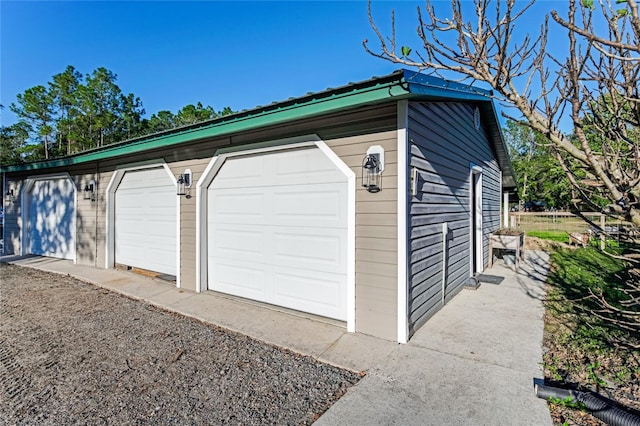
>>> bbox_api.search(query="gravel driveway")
[0,264,360,425]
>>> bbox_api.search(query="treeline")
[1,65,233,165]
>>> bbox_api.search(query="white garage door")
[207,148,348,320]
[28,178,76,260]
[115,168,177,275]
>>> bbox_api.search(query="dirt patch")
[542,312,640,425]
[525,236,570,252]
[0,264,360,425]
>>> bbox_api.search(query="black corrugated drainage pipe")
[535,383,640,426]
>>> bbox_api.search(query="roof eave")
[401,71,516,190]
[1,69,516,188]
[1,76,409,173]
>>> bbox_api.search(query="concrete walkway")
[317,251,552,425]
[1,252,552,425]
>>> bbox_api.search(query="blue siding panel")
[408,102,502,336]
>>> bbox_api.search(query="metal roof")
[1,69,515,188]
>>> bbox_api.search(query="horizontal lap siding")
[95,169,113,268]
[408,102,501,336]
[69,165,99,266]
[327,129,398,341]
[169,159,210,291]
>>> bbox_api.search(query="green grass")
[543,247,640,423]
[527,230,626,254]
[547,247,638,350]
[526,230,568,243]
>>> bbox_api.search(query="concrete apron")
[1,251,552,425]
[316,251,552,426]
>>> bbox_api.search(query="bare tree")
[364,0,640,229]
[365,0,640,341]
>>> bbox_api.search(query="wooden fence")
[508,211,636,249]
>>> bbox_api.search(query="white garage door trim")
[105,161,181,287]
[20,173,77,262]
[195,135,355,331]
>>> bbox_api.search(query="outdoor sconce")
[177,169,192,198]
[5,189,15,203]
[410,167,419,196]
[362,145,384,193]
[83,180,96,202]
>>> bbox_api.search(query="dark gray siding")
[407,102,501,335]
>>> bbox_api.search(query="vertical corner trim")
[469,165,484,275]
[397,99,409,344]
[196,155,222,293]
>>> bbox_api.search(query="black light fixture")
[177,169,192,198]
[83,180,96,202]
[362,146,384,193]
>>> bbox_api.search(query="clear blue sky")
[1,1,570,128]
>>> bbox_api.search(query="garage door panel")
[117,191,175,211]
[211,226,345,273]
[29,234,73,259]
[117,214,174,236]
[273,231,345,272]
[211,261,269,299]
[212,228,265,258]
[210,186,346,228]
[115,168,176,275]
[114,218,145,234]
[117,230,175,248]
[117,170,173,189]
[274,153,344,185]
[28,178,76,260]
[210,155,265,189]
[146,192,176,209]
[210,191,265,219]
[212,149,346,189]
[272,270,344,319]
[117,244,174,274]
[207,147,348,321]
[273,186,346,227]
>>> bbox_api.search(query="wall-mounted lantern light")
[177,169,193,198]
[83,180,96,202]
[362,145,384,193]
[5,189,15,204]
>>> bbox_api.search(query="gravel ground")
[0,264,361,425]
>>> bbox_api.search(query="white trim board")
[105,161,181,288]
[396,99,409,344]
[469,165,484,275]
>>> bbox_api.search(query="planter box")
[489,232,525,271]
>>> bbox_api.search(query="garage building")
[2,70,516,343]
